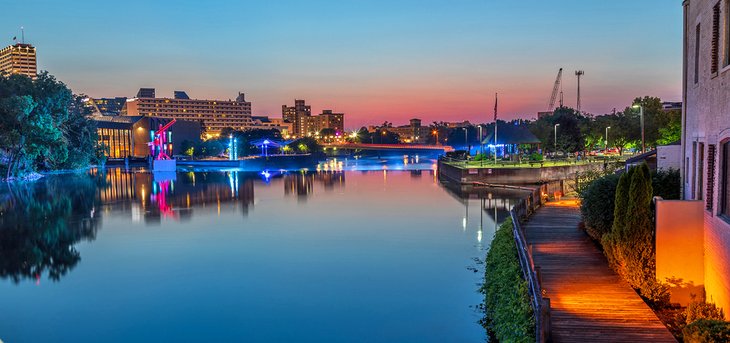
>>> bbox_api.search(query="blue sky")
[1,0,683,128]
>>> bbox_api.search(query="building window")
[712,2,721,74]
[722,141,730,219]
[699,142,705,200]
[708,144,717,212]
[726,0,730,67]
[696,23,702,83]
[693,141,698,198]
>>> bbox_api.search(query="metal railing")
[510,185,552,343]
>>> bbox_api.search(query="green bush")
[481,218,535,343]
[579,173,620,241]
[652,168,681,200]
[473,153,487,161]
[602,164,668,302]
[603,166,634,274]
[684,319,730,343]
[529,152,543,161]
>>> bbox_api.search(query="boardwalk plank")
[524,201,676,342]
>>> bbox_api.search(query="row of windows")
[691,140,730,220]
[693,0,730,83]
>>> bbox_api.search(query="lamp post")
[432,129,439,145]
[464,127,469,154]
[605,126,611,151]
[632,104,645,153]
[478,125,483,155]
[554,123,560,156]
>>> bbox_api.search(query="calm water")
[0,157,526,342]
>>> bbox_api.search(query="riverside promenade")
[524,201,676,342]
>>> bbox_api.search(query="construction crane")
[547,68,563,111]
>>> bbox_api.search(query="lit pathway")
[524,201,676,342]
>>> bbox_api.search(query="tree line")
[0,73,102,179]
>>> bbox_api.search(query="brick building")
[682,0,730,316]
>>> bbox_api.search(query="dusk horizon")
[1,0,681,129]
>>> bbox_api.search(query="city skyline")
[1,0,682,129]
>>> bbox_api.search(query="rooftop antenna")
[20,26,25,44]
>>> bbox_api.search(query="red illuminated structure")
[148,119,176,160]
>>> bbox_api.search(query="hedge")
[579,173,620,241]
[683,319,730,343]
[481,218,535,343]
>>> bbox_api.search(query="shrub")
[579,173,620,241]
[683,319,730,343]
[652,168,681,200]
[529,152,543,161]
[603,166,634,273]
[481,218,535,342]
[686,297,725,323]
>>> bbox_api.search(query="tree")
[0,72,99,178]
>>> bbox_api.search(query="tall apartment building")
[681,0,730,318]
[282,99,311,137]
[315,110,345,134]
[122,88,253,136]
[0,43,37,78]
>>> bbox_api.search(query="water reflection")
[0,175,101,283]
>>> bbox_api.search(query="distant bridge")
[324,143,454,153]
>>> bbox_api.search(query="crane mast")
[548,68,563,111]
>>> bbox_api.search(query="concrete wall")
[656,199,704,305]
[657,145,681,171]
[683,0,730,316]
[438,160,601,185]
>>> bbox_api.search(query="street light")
[478,125,483,155]
[605,126,611,150]
[632,103,645,153]
[464,127,468,154]
[554,123,560,155]
[432,129,439,145]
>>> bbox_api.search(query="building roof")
[481,122,541,145]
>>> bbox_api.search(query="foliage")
[529,152,543,161]
[686,297,725,324]
[524,97,681,155]
[481,218,535,343]
[579,173,620,241]
[683,319,730,343]
[602,164,667,302]
[0,73,100,178]
[472,153,488,161]
[652,168,681,200]
[0,173,101,282]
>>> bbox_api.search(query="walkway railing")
[510,184,552,343]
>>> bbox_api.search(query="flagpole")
[494,93,498,165]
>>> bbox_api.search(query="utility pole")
[575,70,584,112]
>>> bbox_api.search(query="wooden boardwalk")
[524,201,676,342]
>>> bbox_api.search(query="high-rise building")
[316,110,345,134]
[122,88,254,136]
[0,43,37,78]
[282,99,311,137]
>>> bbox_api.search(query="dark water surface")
[0,158,525,342]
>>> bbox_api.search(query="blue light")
[260,170,271,182]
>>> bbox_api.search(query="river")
[0,156,528,342]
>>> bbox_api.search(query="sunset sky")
[1,0,682,129]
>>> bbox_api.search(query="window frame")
[721,140,730,221]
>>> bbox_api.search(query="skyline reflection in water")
[0,166,529,343]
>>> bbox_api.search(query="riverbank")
[481,218,535,342]
[438,158,606,185]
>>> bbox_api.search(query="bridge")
[324,143,454,153]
